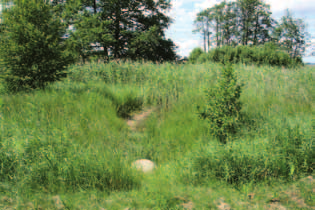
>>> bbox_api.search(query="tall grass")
[0,61,313,207]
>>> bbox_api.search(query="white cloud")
[173,39,200,57]
[266,0,315,15]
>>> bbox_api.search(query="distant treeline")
[189,43,303,67]
[193,0,308,66]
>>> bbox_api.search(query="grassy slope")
[0,62,314,209]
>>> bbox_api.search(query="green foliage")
[0,0,76,93]
[113,94,144,119]
[196,43,302,67]
[65,0,177,62]
[190,124,314,186]
[198,64,244,143]
[0,61,313,208]
[0,144,18,182]
[272,9,307,59]
[19,137,141,193]
[127,26,178,62]
[188,47,204,64]
[98,62,133,84]
[194,0,275,49]
[193,0,307,61]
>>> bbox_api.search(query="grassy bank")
[0,62,314,209]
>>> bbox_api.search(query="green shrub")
[198,43,302,67]
[198,64,244,143]
[188,47,204,64]
[196,52,209,63]
[0,0,76,93]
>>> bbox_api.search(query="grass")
[0,61,314,209]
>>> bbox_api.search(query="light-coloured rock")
[131,159,156,173]
[52,195,65,210]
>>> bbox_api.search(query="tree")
[0,0,76,92]
[248,2,274,45]
[198,63,244,144]
[65,0,177,62]
[193,0,277,48]
[127,25,177,62]
[193,11,211,52]
[188,47,203,64]
[275,9,306,59]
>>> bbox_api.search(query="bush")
[198,64,244,143]
[188,47,204,64]
[196,43,303,67]
[0,0,76,92]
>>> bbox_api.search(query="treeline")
[192,0,307,65]
[189,43,303,67]
[0,0,178,63]
[0,0,178,92]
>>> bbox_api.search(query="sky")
[165,0,315,63]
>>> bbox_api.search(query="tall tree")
[194,0,276,48]
[194,10,210,52]
[237,0,260,45]
[0,0,76,91]
[65,0,177,62]
[275,9,306,58]
[220,1,238,46]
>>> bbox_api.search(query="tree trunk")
[204,28,206,52]
[93,0,97,14]
[216,18,219,47]
[206,18,209,52]
[114,2,121,59]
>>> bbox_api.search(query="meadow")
[0,61,314,209]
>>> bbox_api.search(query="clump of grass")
[20,141,141,193]
[186,123,314,187]
[0,131,142,194]
[114,94,143,118]
[0,142,18,182]
[98,62,133,84]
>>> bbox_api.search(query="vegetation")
[193,0,307,60]
[62,0,177,63]
[197,63,244,144]
[0,0,313,209]
[189,42,303,67]
[0,0,76,92]
[188,47,203,64]
[0,61,314,209]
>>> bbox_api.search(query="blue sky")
[165,0,315,63]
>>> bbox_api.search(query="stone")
[180,201,194,210]
[131,159,156,173]
[52,195,65,210]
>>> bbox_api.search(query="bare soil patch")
[126,106,158,132]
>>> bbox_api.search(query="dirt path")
[126,106,158,132]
